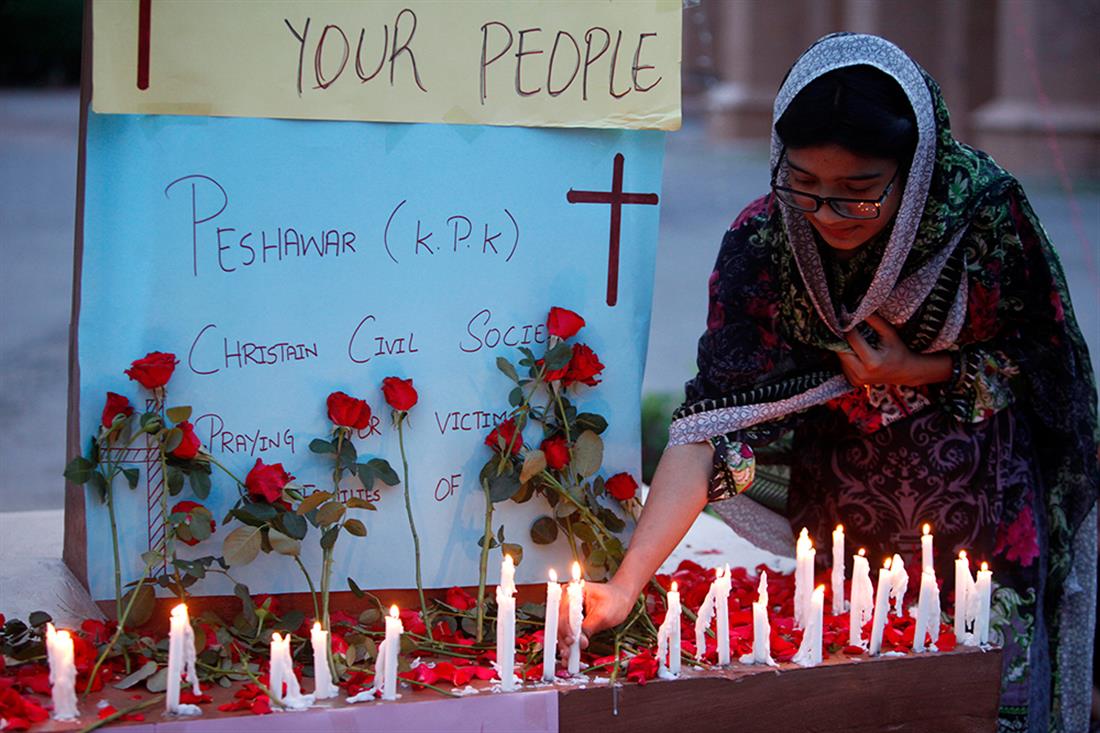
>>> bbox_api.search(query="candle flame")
[858,548,866,556]
[836,524,843,533]
[46,622,56,637]
[799,527,809,539]
[504,553,513,566]
[390,604,399,618]
[549,568,558,583]
[959,550,967,559]
[980,562,989,572]
[313,621,322,633]
[671,581,678,593]
[923,523,931,536]
[884,557,892,569]
[171,603,188,620]
[571,561,581,582]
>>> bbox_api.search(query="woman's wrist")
[909,352,953,386]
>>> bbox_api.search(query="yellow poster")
[92,0,681,130]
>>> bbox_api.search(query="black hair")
[775,65,918,163]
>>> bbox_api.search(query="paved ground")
[1,89,1097,515]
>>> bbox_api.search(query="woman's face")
[784,144,903,254]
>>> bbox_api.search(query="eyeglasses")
[771,154,901,220]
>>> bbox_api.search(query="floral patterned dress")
[667,33,1098,733]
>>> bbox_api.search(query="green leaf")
[346,496,376,510]
[296,490,332,516]
[223,526,262,566]
[571,430,603,478]
[277,511,308,540]
[320,526,340,550]
[316,501,346,527]
[588,549,608,568]
[309,438,335,455]
[530,516,558,545]
[520,450,546,484]
[166,465,185,496]
[576,412,608,435]
[500,543,523,566]
[343,518,367,537]
[163,427,183,454]
[189,509,213,542]
[496,356,519,383]
[123,584,156,627]
[476,535,500,549]
[166,405,192,423]
[145,666,168,693]
[508,386,524,408]
[189,470,211,500]
[554,502,578,520]
[28,611,52,628]
[89,471,109,503]
[139,412,163,431]
[497,524,505,543]
[339,439,358,466]
[115,660,158,690]
[63,456,96,485]
[489,470,520,503]
[348,577,365,598]
[367,458,400,486]
[141,550,163,567]
[234,583,256,620]
[544,341,573,371]
[122,467,140,490]
[231,501,276,527]
[268,529,300,556]
[355,463,376,489]
[275,610,305,633]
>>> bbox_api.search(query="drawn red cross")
[137,0,152,90]
[567,153,659,307]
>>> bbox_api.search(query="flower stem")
[82,564,152,697]
[397,413,431,640]
[76,695,163,733]
[293,555,320,622]
[103,464,123,621]
[476,478,494,644]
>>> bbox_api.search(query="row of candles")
[42,526,994,718]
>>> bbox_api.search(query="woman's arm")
[558,441,713,649]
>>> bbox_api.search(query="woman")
[565,33,1098,732]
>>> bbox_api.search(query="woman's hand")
[838,314,951,387]
[557,578,637,650]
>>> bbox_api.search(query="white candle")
[715,565,731,666]
[848,549,873,648]
[693,576,717,662]
[868,557,893,655]
[921,523,933,574]
[974,562,993,645]
[954,551,973,644]
[566,562,584,676]
[795,528,816,629]
[912,569,942,652]
[792,585,824,667]
[657,581,683,678]
[382,605,403,700]
[831,525,846,615]
[889,553,908,617]
[270,632,313,709]
[166,604,202,716]
[311,622,338,699]
[543,569,562,681]
[739,571,776,666]
[46,624,78,721]
[496,554,518,691]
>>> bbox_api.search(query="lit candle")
[739,572,776,666]
[166,604,202,716]
[795,528,816,629]
[792,585,824,667]
[921,523,933,574]
[954,551,974,644]
[270,632,312,709]
[566,562,584,676]
[889,553,908,617]
[715,565,731,666]
[868,557,892,655]
[831,525,846,615]
[382,605,403,700]
[912,569,942,652]
[657,581,683,678]
[311,622,338,699]
[974,562,993,645]
[45,624,78,721]
[543,569,562,681]
[496,554,517,691]
[848,549,873,648]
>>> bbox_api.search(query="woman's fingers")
[864,314,902,347]
[837,351,867,387]
[844,326,877,364]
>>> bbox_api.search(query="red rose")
[485,417,523,455]
[541,435,570,471]
[536,358,569,382]
[326,391,372,430]
[564,344,604,387]
[170,420,202,460]
[172,500,215,546]
[606,472,638,501]
[382,377,418,412]
[245,459,293,504]
[101,392,133,429]
[547,307,585,340]
[124,351,178,389]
